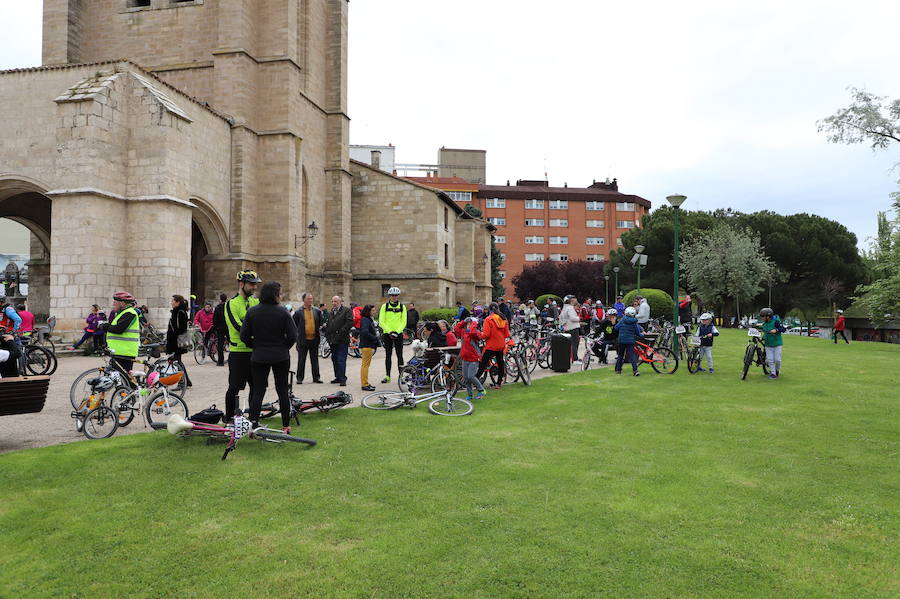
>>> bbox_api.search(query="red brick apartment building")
[407,177,651,299]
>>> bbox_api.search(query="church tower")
[41,0,352,300]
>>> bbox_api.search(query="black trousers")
[214,328,227,365]
[833,330,849,343]
[249,359,291,428]
[225,351,253,420]
[296,340,320,381]
[477,349,505,384]
[382,333,404,376]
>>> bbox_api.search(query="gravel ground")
[1,347,582,454]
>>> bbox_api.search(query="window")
[444,243,449,268]
[586,237,606,245]
[617,202,635,211]
[549,218,568,227]
[586,201,605,211]
[524,218,544,227]
[498,270,506,279]
[444,208,448,231]
[485,198,505,208]
[488,217,506,226]
[617,238,623,246]
[550,253,569,262]
[549,236,568,245]
[525,199,544,209]
[616,220,636,229]
[499,253,507,262]
[381,284,392,296]
[586,220,605,228]
[586,254,604,261]
[494,235,506,244]
[446,287,451,306]
[129,0,151,6]
[525,253,545,261]
[447,191,472,203]
[549,200,568,210]
[525,236,545,244]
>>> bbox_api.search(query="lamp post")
[633,244,646,294]
[666,194,687,354]
[604,275,610,306]
[294,221,320,248]
[613,266,620,299]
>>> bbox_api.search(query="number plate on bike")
[675,325,686,334]
[748,328,761,337]
[233,415,245,439]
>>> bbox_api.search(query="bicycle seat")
[167,414,194,434]
[142,343,162,349]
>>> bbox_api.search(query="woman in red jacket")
[453,317,486,400]
[477,303,511,390]
[833,310,849,344]
[193,301,215,351]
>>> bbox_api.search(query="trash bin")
[551,333,572,372]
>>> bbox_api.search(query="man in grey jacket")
[635,295,651,325]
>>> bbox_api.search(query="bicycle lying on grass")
[741,328,769,380]
[362,388,474,416]
[254,372,352,425]
[153,413,315,460]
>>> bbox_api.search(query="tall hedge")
[622,288,674,321]
[535,294,563,309]
[421,308,457,322]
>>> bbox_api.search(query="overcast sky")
[2,1,898,251]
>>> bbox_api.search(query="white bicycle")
[361,388,474,416]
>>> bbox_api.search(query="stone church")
[0,0,493,336]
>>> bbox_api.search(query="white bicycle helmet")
[387,286,401,296]
[605,308,617,317]
[699,312,713,321]
[624,306,637,317]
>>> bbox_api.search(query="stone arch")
[189,196,230,304]
[189,196,228,256]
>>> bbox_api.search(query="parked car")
[786,326,820,336]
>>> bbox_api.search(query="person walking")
[166,294,193,388]
[476,303,510,390]
[614,306,643,376]
[292,292,324,384]
[378,287,407,383]
[212,293,228,366]
[358,304,379,391]
[223,270,261,421]
[454,317,486,401]
[695,312,719,372]
[560,295,582,364]
[240,281,298,433]
[833,309,849,344]
[325,295,352,386]
[759,307,786,379]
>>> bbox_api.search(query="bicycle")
[153,412,316,460]
[631,338,678,374]
[397,349,461,395]
[741,328,770,380]
[579,334,609,371]
[501,340,532,385]
[193,329,227,365]
[5,330,57,376]
[254,372,353,425]
[686,334,703,374]
[107,370,189,429]
[70,374,121,439]
[361,388,474,416]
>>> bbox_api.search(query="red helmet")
[113,292,136,303]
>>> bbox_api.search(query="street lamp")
[613,266,620,299]
[604,275,610,305]
[294,221,320,248]
[666,194,687,354]
[631,244,647,294]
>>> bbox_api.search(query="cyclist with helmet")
[223,269,261,421]
[100,292,141,375]
[378,286,407,384]
[614,305,643,376]
[759,307,786,379]
[696,313,719,372]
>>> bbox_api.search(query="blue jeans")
[331,343,349,383]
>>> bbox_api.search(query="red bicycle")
[632,338,678,374]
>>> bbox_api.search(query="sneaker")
[767,374,777,379]
[381,376,391,383]
[615,370,622,374]
[708,368,714,373]
[573,360,582,365]
[633,371,640,377]
[475,391,486,400]
[696,367,706,372]
[464,395,473,402]
[361,385,375,391]
[330,378,340,384]
[282,426,292,435]
[312,379,324,383]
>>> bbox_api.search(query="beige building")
[0,1,488,336]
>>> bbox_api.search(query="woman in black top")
[166,294,192,387]
[240,281,298,432]
[358,304,379,391]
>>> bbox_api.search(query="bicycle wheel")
[83,406,119,439]
[193,340,208,365]
[349,345,361,359]
[687,349,701,374]
[430,368,460,396]
[143,391,188,428]
[741,345,754,380]
[402,328,414,346]
[488,363,502,386]
[70,367,104,409]
[516,355,532,385]
[24,346,55,375]
[581,349,591,371]
[428,395,474,416]
[397,364,419,393]
[321,343,331,358]
[254,430,316,446]
[524,345,538,373]
[109,388,136,427]
[648,346,678,374]
[361,391,407,410]
[505,353,519,379]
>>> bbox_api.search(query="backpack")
[190,405,225,424]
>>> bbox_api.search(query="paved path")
[0,346,594,454]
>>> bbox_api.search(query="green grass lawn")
[1,330,897,598]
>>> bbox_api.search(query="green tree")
[853,203,900,326]
[680,225,775,322]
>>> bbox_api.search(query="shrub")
[535,294,563,309]
[421,308,457,322]
[622,288,674,321]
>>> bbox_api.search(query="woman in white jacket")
[560,295,583,363]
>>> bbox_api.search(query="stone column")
[25,232,50,320]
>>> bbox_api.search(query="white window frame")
[586,220,605,228]
[524,236,545,244]
[485,198,506,208]
[524,253,545,262]
[493,235,506,244]
[524,199,545,209]
[549,199,568,210]
[549,253,569,262]
[617,202,635,211]
[586,254,604,262]
[549,218,568,227]
[489,217,506,226]
[549,236,568,245]
[498,270,506,279]
[586,237,606,246]
[616,220,636,229]
[586,201,606,211]
[524,218,545,227]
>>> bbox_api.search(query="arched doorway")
[191,220,209,304]
[0,186,52,320]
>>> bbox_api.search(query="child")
[759,307,786,379]
[453,317,485,400]
[614,306,643,376]
[696,312,719,372]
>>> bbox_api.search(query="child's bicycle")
[361,388,474,416]
[153,412,315,460]
[633,338,678,374]
[741,328,769,380]
[686,334,703,374]
[398,349,461,395]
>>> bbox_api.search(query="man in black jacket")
[292,292,324,384]
[0,331,22,378]
[212,293,228,366]
[406,302,420,333]
[324,295,353,386]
